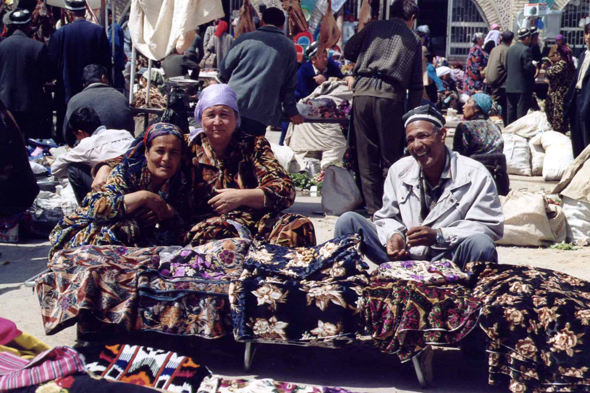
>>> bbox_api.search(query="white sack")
[270,143,305,173]
[503,134,531,176]
[540,131,574,181]
[496,191,563,246]
[562,196,590,245]
[30,161,48,175]
[129,0,224,61]
[502,111,552,139]
[529,133,545,176]
[321,166,362,216]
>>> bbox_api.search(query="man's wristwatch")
[436,229,444,245]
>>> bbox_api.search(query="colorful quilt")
[36,245,164,334]
[468,262,590,392]
[197,376,367,393]
[84,344,209,393]
[372,259,470,285]
[230,235,369,347]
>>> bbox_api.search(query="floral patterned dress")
[452,113,504,156]
[186,131,316,248]
[463,45,488,95]
[545,60,575,133]
[49,163,190,260]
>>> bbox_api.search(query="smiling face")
[311,50,328,73]
[405,121,447,171]
[202,105,238,150]
[145,134,182,185]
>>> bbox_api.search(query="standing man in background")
[343,0,423,216]
[505,28,536,125]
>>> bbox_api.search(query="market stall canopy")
[128,0,224,61]
[46,0,101,7]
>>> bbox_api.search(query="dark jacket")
[296,58,344,100]
[0,100,39,216]
[564,50,590,122]
[220,26,298,126]
[49,19,112,105]
[505,41,536,94]
[0,30,51,113]
[344,18,423,108]
[64,83,134,140]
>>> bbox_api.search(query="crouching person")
[335,105,504,269]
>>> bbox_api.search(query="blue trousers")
[334,212,498,269]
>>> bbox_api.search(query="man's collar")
[93,126,107,135]
[83,82,109,91]
[12,30,27,37]
[420,149,451,185]
[312,63,320,75]
[258,25,284,34]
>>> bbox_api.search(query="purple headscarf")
[194,84,240,130]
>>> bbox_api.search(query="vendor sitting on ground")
[453,93,503,157]
[51,107,134,204]
[335,105,504,269]
[295,41,345,100]
[435,66,460,111]
[49,123,190,259]
[186,84,316,247]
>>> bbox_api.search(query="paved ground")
[0,129,585,392]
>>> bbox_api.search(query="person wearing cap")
[564,21,590,157]
[335,105,504,270]
[435,66,459,111]
[0,8,53,140]
[505,28,536,125]
[295,41,346,100]
[219,7,304,137]
[185,84,316,248]
[343,0,423,216]
[486,30,514,126]
[453,93,503,157]
[49,0,112,142]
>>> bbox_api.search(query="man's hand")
[208,188,244,214]
[386,233,409,261]
[91,165,112,192]
[345,75,355,91]
[290,114,305,125]
[313,74,327,85]
[406,226,437,248]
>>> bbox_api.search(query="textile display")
[0,331,51,360]
[361,276,481,362]
[0,346,85,391]
[197,375,366,393]
[230,235,369,347]
[128,0,224,61]
[372,260,470,286]
[468,262,590,392]
[10,374,166,392]
[36,245,164,335]
[84,344,209,393]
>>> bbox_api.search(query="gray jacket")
[219,26,298,126]
[64,83,134,140]
[374,148,504,259]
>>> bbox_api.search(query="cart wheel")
[412,345,434,388]
[244,342,257,371]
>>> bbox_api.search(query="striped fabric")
[0,346,84,391]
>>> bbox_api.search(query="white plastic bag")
[503,134,531,176]
[540,131,574,181]
[321,166,362,216]
[528,133,545,176]
[502,111,552,139]
[562,196,590,245]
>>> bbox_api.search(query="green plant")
[548,242,577,251]
[291,173,315,190]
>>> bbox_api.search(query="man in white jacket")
[335,105,504,269]
[51,107,134,204]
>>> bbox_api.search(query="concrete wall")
[473,0,573,31]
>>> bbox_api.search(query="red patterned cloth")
[0,346,84,390]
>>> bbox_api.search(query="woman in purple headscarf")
[185,84,316,247]
[49,123,190,258]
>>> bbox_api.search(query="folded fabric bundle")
[0,346,85,391]
[198,376,368,393]
[372,259,470,285]
[231,235,369,347]
[468,262,590,392]
[82,344,209,393]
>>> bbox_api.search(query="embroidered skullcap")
[416,25,430,34]
[403,105,445,129]
[194,84,241,127]
[518,28,531,39]
[530,27,539,36]
[471,93,493,116]
[306,41,320,58]
[9,9,31,25]
[555,34,564,41]
[64,0,86,11]
[436,66,451,78]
